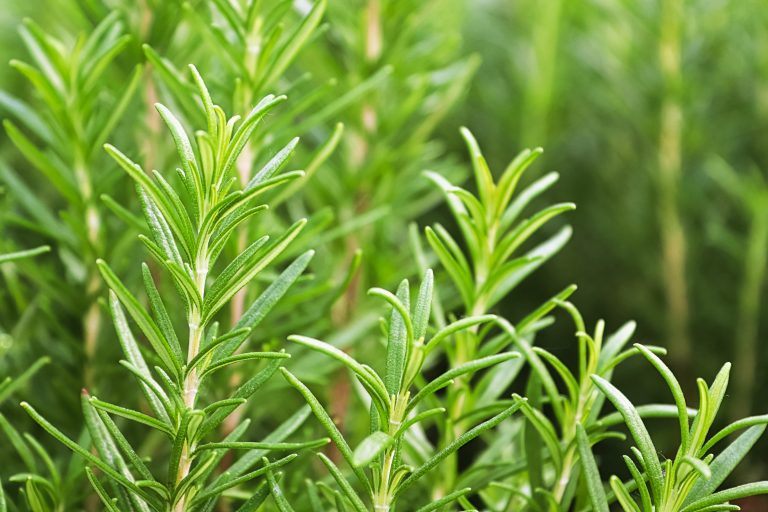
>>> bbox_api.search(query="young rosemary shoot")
[20,65,326,511]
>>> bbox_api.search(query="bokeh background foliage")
[1,0,767,509]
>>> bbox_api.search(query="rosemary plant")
[282,270,521,511]
[21,67,325,511]
[423,128,573,497]
[1,13,141,388]
[586,350,768,511]
[2,1,768,511]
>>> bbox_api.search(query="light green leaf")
[99,263,182,377]
[317,453,367,512]
[681,482,768,512]
[576,423,609,512]
[592,375,663,504]
[396,399,524,494]
[634,344,689,454]
[353,431,394,468]
[280,369,370,490]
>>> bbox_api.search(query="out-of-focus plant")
[290,0,479,295]
[705,159,768,421]
[655,0,690,373]
[0,12,142,390]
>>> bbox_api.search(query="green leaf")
[99,261,182,376]
[202,219,307,324]
[424,225,474,307]
[414,488,473,512]
[515,395,563,475]
[10,59,62,113]
[191,454,297,504]
[459,127,495,211]
[265,464,295,512]
[408,352,519,411]
[593,404,697,431]
[4,120,78,203]
[141,264,182,366]
[592,375,663,504]
[108,293,172,423]
[196,439,329,454]
[93,408,153,481]
[17,20,65,93]
[680,455,712,481]
[105,269,183,379]
[200,357,285,435]
[496,147,545,220]
[91,64,143,154]
[687,425,766,505]
[199,351,289,380]
[21,402,159,507]
[213,250,314,358]
[317,453,367,512]
[634,344,689,454]
[681,482,768,512]
[423,314,497,354]
[103,144,191,258]
[0,90,52,143]
[396,398,524,494]
[222,406,314,485]
[496,318,564,422]
[287,335,390,414]
[394,408,446,438]
[220,95,287,181]
[292,65,392,133]
[495,202,576,265]
[258,0,327,91]
[235,481,270,512]
[167,411,194,486]
[101,193,145,231]
[532,346,578,403]
[610,475,641,512]
[0,356,48,404]
[245,137,300,190]
[79,33,132,94]
[487,226,572,308]
[280,369,370,490]
[89,397,172,437]
[576,423,609,512]
[382,279,411,395]
[0,413,36,472]
[155,102,196,176]
[81,394,149,512]
[189,328,250,371]
[85,467,121,512]
[352,431,394,468]
[412,269,434,343]
[623,455,652,512]
[701,414,768,454]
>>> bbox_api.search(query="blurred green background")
[2,0,768,501]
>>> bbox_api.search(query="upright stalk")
[175,194,214,510]
[657,0,690,375]
[73,131,104,390]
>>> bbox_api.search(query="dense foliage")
[1,1,767,511]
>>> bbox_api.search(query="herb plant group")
[1,1,767,511]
